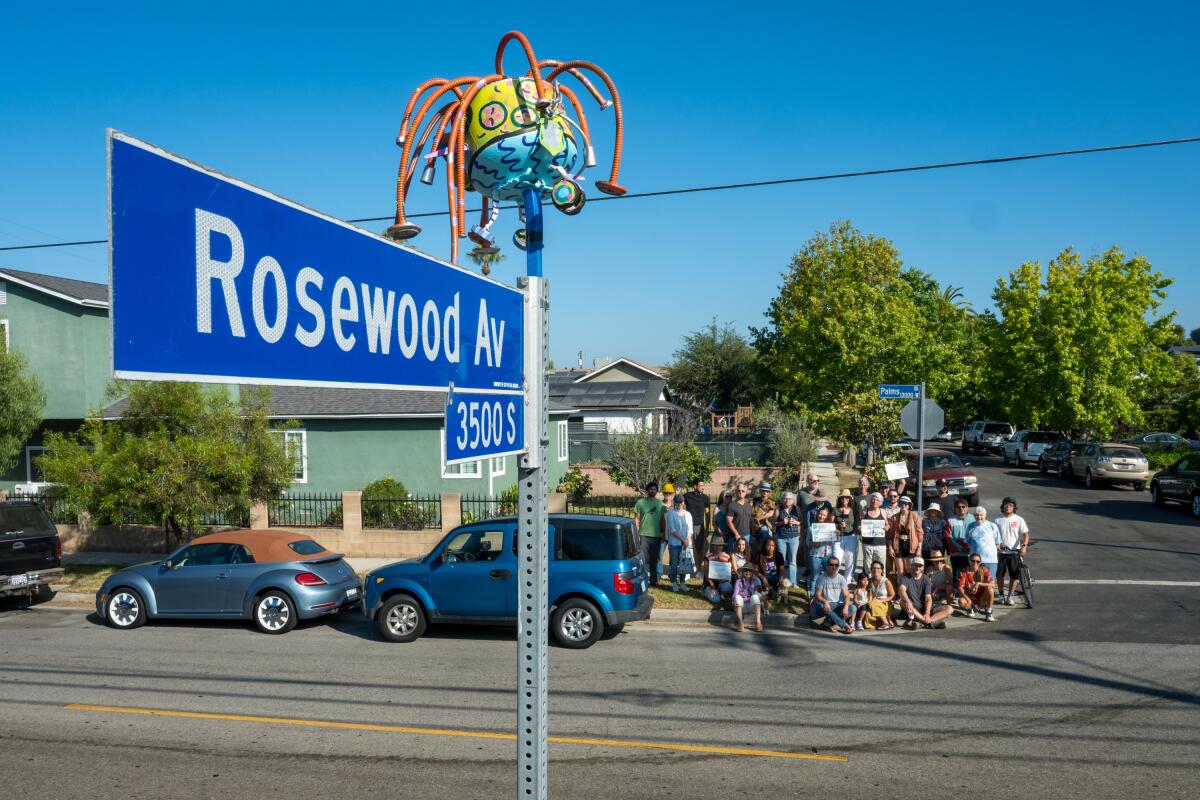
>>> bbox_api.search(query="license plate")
[8,574,28,587]
[345,587,358,598]
[1114,464,1131,470]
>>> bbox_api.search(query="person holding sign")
[806,506,838,593]
[834,492,859,580]
[888,496,924,578]
[859,493,889,577]
[810,557,854,634]
[702,543,734,604]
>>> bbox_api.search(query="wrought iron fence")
[361,496,441,530]
[566,495,638,518]
[9,491,75,525]
[460,494,516,525]
[270,493,343,528]
[196,508,250,528]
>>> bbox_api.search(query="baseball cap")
[911,556,925,566]
[898,495,913,505]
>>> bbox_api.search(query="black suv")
[1038,439,1076,478]
[1,501,63,604]
[1150,454,1200,517]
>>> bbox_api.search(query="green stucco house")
[1,268,572,497]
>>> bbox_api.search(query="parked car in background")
[932,429,957,442]
[1039,439,1077,477]
[1127,432,1200,450]
[963,420,1014,455]
[1,500,63,605]
[902,448,979,507]
[1150,453,1200,517]
[363,514,653,649]
[1002,430,1064,467]
[1065,443,1149,490]
[96,530,361,634]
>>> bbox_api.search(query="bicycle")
[999,541,1034,609]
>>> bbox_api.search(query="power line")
[3,135,1198,252]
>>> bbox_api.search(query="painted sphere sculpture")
[385,31,626,264]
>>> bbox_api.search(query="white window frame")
[557,420,568,461]
[25,446,47,486]
[273,429,308,484]
[0,319,8,353]
[440,426,481,479]
[489,456,506,477]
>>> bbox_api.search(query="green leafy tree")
[0,350,46,472]
[668,320,760,409]
[556,464,593,499]
[752,220,971,452]
[760,408,818,490]
[1190,327,1200,346]
[41,382,295,545]
[987,247,1178,437]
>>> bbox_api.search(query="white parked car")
[1001,430,1064,467]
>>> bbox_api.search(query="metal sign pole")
[916,382,926,513]
[517,188,549,800]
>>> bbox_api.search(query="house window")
[272,429,307,483]
[0,319,8,353]
[489,456,506,477]
[444,460,480,478]
[557,420,568,461]
[25,446,47,485]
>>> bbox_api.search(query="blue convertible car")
[96,530,361,634]
[362,514,653,648]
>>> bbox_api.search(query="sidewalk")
[640,603,1019,634]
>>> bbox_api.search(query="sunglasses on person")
[970,558,982,564]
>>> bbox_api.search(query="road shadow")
[1043,499,1198,528]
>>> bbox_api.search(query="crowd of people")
[632,474,1031,634]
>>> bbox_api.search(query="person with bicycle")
[995,496,1030,606]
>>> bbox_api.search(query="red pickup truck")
[902,448,980,508]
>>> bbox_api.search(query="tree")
[0,350,46,473]
[667,320,760,409]
[752,220,972,449]
[759,407,819,490]
[467,247,506,277]
[41,382,296,545]
[1190,327,1200,346]
[987,247,1178,437]
[603,407,713,490]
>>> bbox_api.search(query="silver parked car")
[96,530,361,634]
[1001,430,1063,467]
[1065,443,1150,490]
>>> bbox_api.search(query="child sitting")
[732,566,765,633]
[851,573,871,632]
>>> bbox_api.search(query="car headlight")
[922,480,936,487]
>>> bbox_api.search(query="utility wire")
[3,135,1198,252]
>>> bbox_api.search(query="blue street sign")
[879,383,920,400]
[108,131,524,394]
[445,391,526,465]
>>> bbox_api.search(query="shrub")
[361,477,435,529]
[556,464,593,499]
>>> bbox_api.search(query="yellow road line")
[65,703,847,762]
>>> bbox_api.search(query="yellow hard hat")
[662,483,676,493]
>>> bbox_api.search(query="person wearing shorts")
[994,496,1030,605]
[957,556,996,622]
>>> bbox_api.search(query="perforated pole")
[516,188,548,800]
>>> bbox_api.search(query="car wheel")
[1038,458,1048,475]
[1001,450,1009,465]
[32,584,55,604]
[1151,483,1164,507]
[552,598,604,649]
[1132,481,1146,492]
[1084,470,1095,489]
[378,594,427,643]
[253,590,298,635]
[105,587,147,630]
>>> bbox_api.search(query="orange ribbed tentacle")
[494,31,547,100]
[545,60,626,195]
[557,84,591,142]
[397,78,447,145]
[392,77,477,230]
[405,102,455,193]
[532,60,605,105]
[451,75,504,238]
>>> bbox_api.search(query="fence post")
[249,502,270,530]
[441,492,461,533]
[342,491,363,534]
[548,492,567,513]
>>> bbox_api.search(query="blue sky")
[2,1,1198,367]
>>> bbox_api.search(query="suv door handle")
[216,573,229,580]
[489,569,511,580]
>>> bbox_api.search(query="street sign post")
[879,383,921,400]
[109,132,524,396]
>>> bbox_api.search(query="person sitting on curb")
[851,573,871,631]
[810,556,854,634]
[756,536,786,603]
[957,555,996,622]
[732,566,766,633]
[898,556,950,629]
[926,549,955,613]
[863,560,896,630]
[701,542,734,604]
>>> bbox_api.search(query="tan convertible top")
[189,529,337,564]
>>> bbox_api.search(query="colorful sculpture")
[385,31,626,264]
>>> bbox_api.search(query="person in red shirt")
[956,555,996,621]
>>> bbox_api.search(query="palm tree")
[467,247,506,276]
[941,284,975,316]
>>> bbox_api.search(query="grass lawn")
[57,565,121,595]
[648,579,810,611]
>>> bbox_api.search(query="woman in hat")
[887,495,924,578]
[925,549,955,611]
[921,501,949,561]
[859,492,890,577]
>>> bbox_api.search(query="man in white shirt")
[994,496,1030,605]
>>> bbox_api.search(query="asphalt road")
[2,455,1198,799]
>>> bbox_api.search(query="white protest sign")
[884,461,910,481]
[708,560,732,582]
[809,522,838,543]
[861,519,887,540]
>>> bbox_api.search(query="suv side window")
[443,529,505,563]
[1175,456,1193,472]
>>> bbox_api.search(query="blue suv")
[362,514,653,648]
